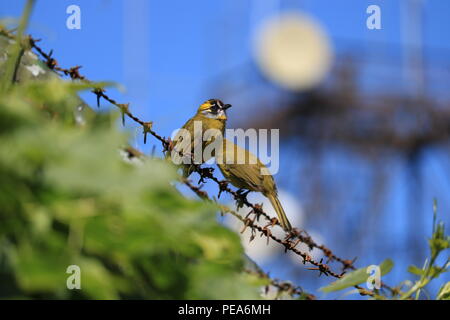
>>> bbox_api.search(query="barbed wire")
[243,268,316,300]
[183,179,377,297]
[0,27,398,298]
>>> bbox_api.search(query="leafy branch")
[400,200,450,300]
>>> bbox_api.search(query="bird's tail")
[266,193,292,232]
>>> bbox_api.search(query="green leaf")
[429,238,450,256]
[320,259,394,293]
[408,264,448,279]
[429,221,450,258]
[408,265,424,276]
[437,282,450,300]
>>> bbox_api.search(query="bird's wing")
[221,140,267,191]
[228,162,265,191]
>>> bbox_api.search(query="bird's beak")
[223,104,232,110]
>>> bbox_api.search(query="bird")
[170,99,231,177]
[216,138,292,231]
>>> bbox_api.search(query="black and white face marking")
[202,99,231,119]
[211,100,221,112]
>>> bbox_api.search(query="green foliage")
[437,282,450,300]
[0,49,261,299]
[0,0,34,93]
[400,199,450,300]
[320,259,393,294]
[319,199,449,300]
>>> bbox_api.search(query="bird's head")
[197,99,232,121]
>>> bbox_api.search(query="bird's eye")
[210,104,219,113]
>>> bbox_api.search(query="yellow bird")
[170,99,231,177]
[217,139,292,231]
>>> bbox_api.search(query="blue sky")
[2,0,449,141]
[1,0,449,299]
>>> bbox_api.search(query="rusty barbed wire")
[193,165,360,271]
[243,268,316,300]
[184,176,378,297]
[0,27,398,298]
